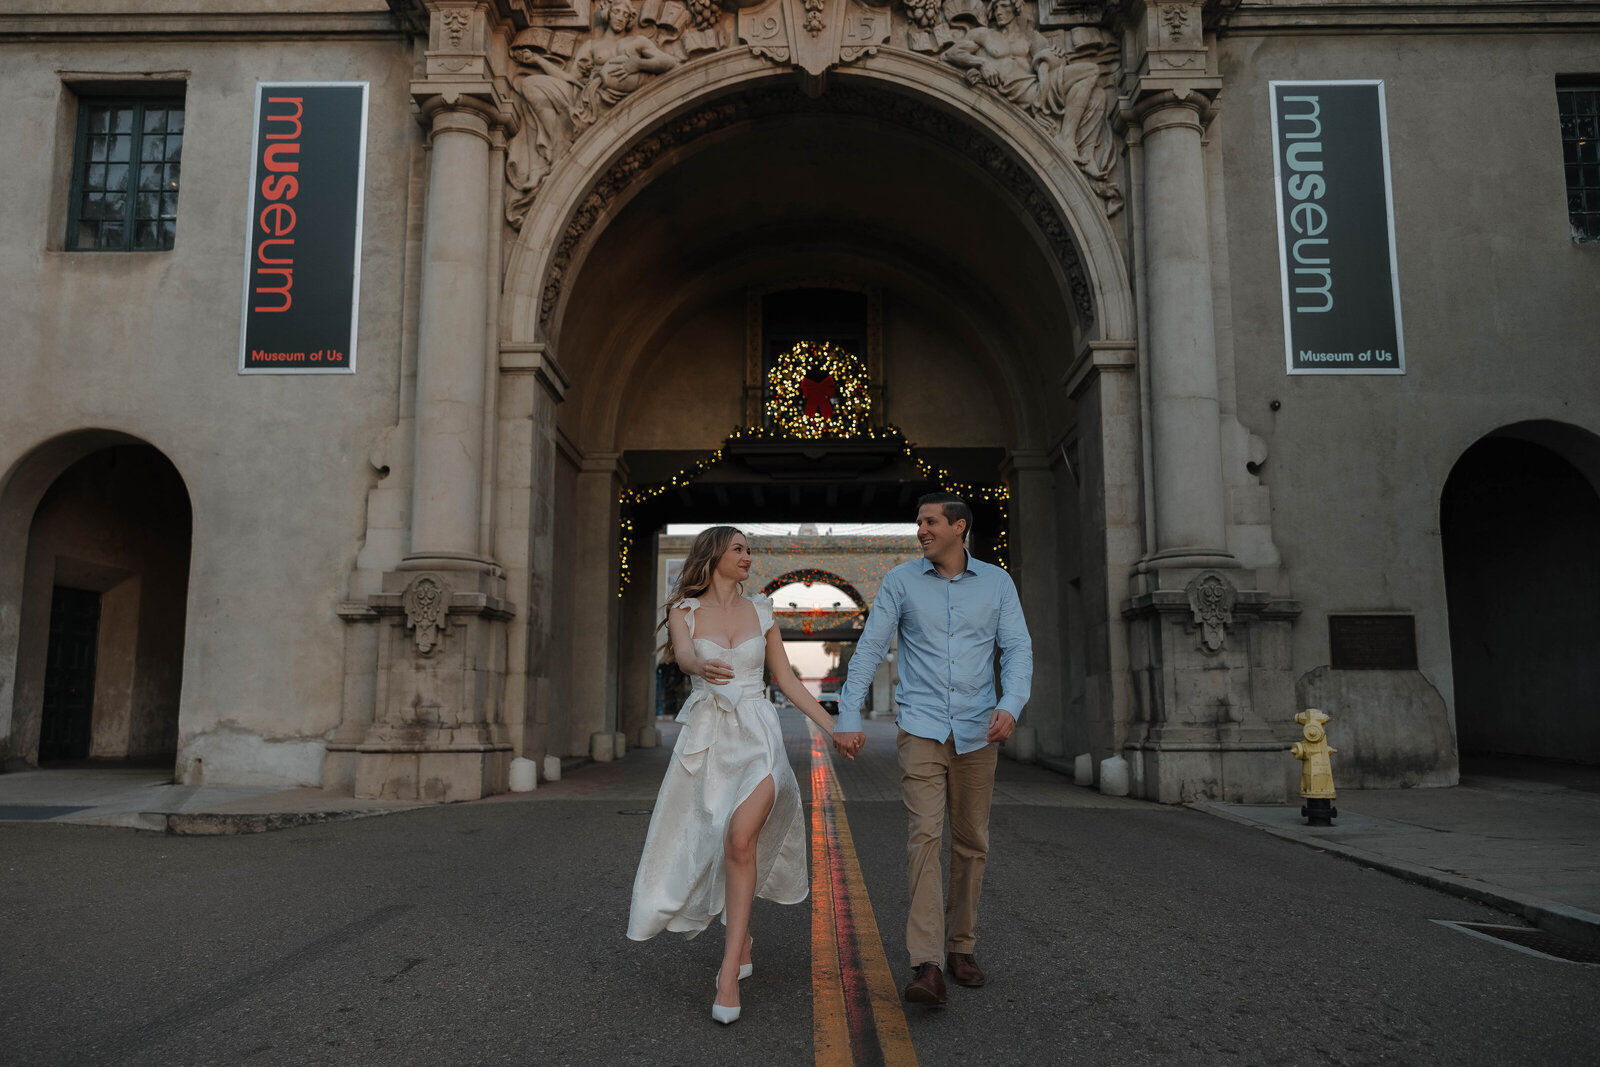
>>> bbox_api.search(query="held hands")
[694,657,735,685]
[986,709,1017,744]
[832,731,865,760]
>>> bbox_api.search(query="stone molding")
[500,341,573,401]
[1212,0,1600,34]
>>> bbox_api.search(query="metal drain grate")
[1434,920,1600,966]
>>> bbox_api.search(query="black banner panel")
[1271,81,1405,375]
[238,83,368,374]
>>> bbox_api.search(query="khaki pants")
[896,728,999,969]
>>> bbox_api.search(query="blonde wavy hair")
[658,525,746,662]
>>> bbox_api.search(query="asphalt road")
[2,728,1596,1066]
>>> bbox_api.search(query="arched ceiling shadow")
[551,103,1097,451]
[501,52,1136,388]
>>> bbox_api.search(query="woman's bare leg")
[717,775,775,1009]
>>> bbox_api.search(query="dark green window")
[67,98,184,252]
[1558,85,1600,242]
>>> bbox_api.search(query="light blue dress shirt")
[836,553,1032,754]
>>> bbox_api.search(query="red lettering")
[257,237,294,265]
[264,96,304,140]
[263,142,300,173]
[259,203,295,237]
[260,173,299,201]
[253,267,293,312]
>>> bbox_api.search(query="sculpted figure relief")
[505,0,682,227]
[941,0,1120,206]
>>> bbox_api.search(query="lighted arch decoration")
[762,570,867,608]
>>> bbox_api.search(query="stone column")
[408,98,496,567]
[569,454,624,758]
[344,4,518,802]
[1114,4,1300,804]
[1003,451,1065,758]
[1136,92,1231,567]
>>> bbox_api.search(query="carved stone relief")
[506,0,683,225]
[927,0,1121,210]
[1186,569,1234,654]
[535,82,1097,330]
[503,0,1124,226]
[402,573,452,654]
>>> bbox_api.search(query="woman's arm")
[762,627,846,744]
[668,605,734,685]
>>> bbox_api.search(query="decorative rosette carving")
[402,573,451,654]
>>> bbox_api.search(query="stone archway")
[490,50,1137,768]
[1442,421,1600,766]
[0,432,192,770]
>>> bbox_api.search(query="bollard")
[508,757,538,792]
[543,754,562,782]
[1099,755,1129,797]
[591,731,615,763]
[1290,708,1338,826]
[612,731,627,758]
[637,724,660,748]
[1073,752,1094,787]
[1010,725,1038,763]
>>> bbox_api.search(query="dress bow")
[674,680,743,775]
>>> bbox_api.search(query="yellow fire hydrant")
[1290,708,1338,826]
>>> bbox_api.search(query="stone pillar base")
[331,566,516,802]
[353,745,511,802]
[1123,566,1301,804]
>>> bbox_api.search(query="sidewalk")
[0,765,421,834]
[1193,766,1600,947]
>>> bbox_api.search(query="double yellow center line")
[808,724,919,1067]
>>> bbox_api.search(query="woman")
[627,526,855,1024]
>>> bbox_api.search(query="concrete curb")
[67,806,421,836]
[1190,800,1600,948]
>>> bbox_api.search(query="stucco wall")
[1218,31,1600,783]
[0,31,418,785]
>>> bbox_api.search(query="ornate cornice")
[536,81,1097,333]
[1216,0,1600,34]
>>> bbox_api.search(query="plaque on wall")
[1328,614,1417,670]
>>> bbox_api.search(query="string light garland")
[616,425,1011,596]
[765,341,873,439]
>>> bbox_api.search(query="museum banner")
[238,82,368,374]
[1270,80,1405,375]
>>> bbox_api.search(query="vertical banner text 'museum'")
[239,82,368,374]
[1270,80,1405,375]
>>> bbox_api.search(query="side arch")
[0,430,194,768]
[762,570,868,608]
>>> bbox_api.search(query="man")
[832,492,1032,1005]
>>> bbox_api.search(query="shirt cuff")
[834,708,864,734]
[996,698,1025,722]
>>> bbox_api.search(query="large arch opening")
[0,435,192,771]
[504,57,1132,763]
[1441,421,1600,779]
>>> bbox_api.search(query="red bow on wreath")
[800,375,837,419]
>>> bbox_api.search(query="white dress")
[627,594,809,940]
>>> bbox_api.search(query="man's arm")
[834,573,902,737]
[993,575,1032,724]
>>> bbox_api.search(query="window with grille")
[1558,85,1600,243]
[66,98,184,252]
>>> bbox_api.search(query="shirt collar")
[920,551,976,580]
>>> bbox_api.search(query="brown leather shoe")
[946,952,986,987]
[903,963,947,1005]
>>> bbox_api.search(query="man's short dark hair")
[917,491,973,539]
